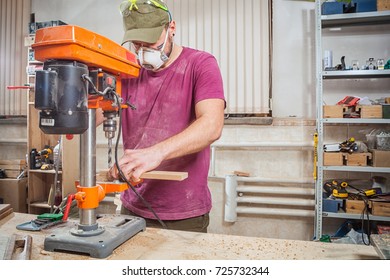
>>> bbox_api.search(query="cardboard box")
[0,178,27,213]
[323,105,346,118]
[377,0,390,11]
[356,105,383,118]
[371,201,390,217]
[372,149,390,167]
[345,199,367,214]
[323,152,344,166]
[345,152,371,166]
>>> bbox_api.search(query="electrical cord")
[347,186,371,245]
[112,91,167,229]
[83,75,167,228]
[360,196,371,246]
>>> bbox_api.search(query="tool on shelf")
[323,137,357,153]
[340,181,377,198]
[325,180,348,199]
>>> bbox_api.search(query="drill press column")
[79,109,98,228]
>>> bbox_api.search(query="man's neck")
[161,44,183,69]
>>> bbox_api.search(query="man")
[106,0,225,232]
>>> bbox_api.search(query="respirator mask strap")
[159,26,170,62]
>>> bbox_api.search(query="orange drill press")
[32,25,145,258]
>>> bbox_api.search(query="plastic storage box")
[321,2,344,15]
[354,0,377,12]
[323,198,344,213]
[376,134,390,150]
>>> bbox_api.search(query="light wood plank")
[97,170,188,182]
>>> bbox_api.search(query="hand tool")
[3,234,32,260]
[323,180,348,198]
[16,213,64,231]
[323,137,357,153]
[340,181,376,197]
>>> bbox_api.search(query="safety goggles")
[120,0,169,16]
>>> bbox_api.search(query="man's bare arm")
[110,98,225,181]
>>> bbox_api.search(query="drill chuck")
[103,114,117,139]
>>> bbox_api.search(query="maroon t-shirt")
[120,47,225,220]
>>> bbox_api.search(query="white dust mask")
[137,29,170,71]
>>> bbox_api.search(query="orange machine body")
[32,25,140,110]
[32,25,140,209]
[32,25,140,81]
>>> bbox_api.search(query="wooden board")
[0,164,25,170]
[97,170,188,182]
[233,170,250,177]
[0,204,13,221]
[0,160,26,166]
[4,170,24,178]
[140,171,188,181]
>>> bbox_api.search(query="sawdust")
[0,213,382,260]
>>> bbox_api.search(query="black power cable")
[348,184,371,245]
[360,196,371,245]
[83,75,167,228]
[112,91,167,229]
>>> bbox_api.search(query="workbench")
[0,212,380,260]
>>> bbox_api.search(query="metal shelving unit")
[321,10,390,27]
[323,69,390,79]
[314,1,390,239]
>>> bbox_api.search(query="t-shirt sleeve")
[193,53,225,105]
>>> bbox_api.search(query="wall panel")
[166,0,271,114]
[0,0,30,116]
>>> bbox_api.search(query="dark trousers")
[121,206,209,233]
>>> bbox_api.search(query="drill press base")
[44,214,146,258]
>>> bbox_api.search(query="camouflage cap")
[120,0,171,45]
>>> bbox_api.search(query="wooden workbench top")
[0,212,380,260]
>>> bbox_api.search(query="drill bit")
[103,111,117,169]
[108,138,112,168]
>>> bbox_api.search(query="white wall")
[272,0,316,118]
[31,0,318,118]
[31,0,124,44]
